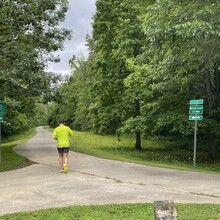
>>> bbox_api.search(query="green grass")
[1,203,220,220]
[0,128,36,172]
[67,130,220,174]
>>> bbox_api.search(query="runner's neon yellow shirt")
[53,125,74,148]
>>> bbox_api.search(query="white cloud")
[47,0,96,75]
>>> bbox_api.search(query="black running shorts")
[57,147,69,153]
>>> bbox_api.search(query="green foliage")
[32,103,49,126]
[1,97,33,136]
[136,0,220,157]
[50,0,220,159]
[47,55,93,130]
[0,0,71,136]
[47,102,65,128]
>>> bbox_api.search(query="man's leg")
[58,153,64,171]
[63,151,69,173]
[63,152,68,165]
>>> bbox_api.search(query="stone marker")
[154,200,178,220]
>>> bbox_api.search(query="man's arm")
[69,128,74,136]
[52,129,57,140]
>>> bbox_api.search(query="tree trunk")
[214,63,220,107]
[135,131,142,150]
[134,100,142,150]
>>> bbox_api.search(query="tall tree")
[0,0,71,136]
[90,0,145,149]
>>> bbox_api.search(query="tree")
[90,0,145,149]
[129,0,220,158]
[0,0,71,136]
[49,0,220,160]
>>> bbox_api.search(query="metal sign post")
[193,120,198,167]
[189,99,204,168]
[0,114,3,163]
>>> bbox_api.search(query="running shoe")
[63,163,68,173]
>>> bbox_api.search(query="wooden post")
[154,200,178,220]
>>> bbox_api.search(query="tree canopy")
[1,0,71,136]
[26,0,220,160]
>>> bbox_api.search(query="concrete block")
[154,200,178,220]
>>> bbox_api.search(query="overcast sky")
[47,0,96,75]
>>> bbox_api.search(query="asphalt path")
[0,127,219,215]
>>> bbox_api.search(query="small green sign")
[190,99,204,105]
[189,115,203,121]
[0,102,7,114]
[189,105,203,114]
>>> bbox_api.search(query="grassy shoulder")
[46,127,220,173]
[1,203,220,220]
[0,128,36,172]
[69,130,220,174]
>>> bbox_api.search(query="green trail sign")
[0,102,7,115]
[190,99,204,105]
[0,101,6,163]
[189,99,204,168]
[189,105,203,115]
[189,115,203,121]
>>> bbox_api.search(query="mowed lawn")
[0,128,36,172]
[0,203,220,220]
[70,130,220,174]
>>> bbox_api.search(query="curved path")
[0,127,219,215]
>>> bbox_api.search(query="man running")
[53,119,74,173]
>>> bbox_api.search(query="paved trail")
[0,127,219,215]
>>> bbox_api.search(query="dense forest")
[48,0,220,160]
[1,0,220,161]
